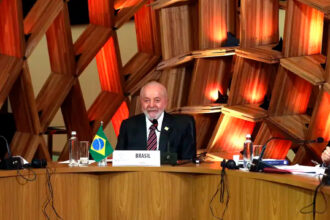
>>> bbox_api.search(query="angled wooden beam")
[24,0,63,58]
[296,0,330,14]
[280,54,326,85]
[126,68,162,95]
[87,91,125,133]
[235,45,283,64]
[88,0,115,27]
[156,52,193,71]
[114,0,148,29]
[123,52,161,92]
[0,54,23,107]
[46,3,75,75]
[135,0,161,55]
[221,104,268,122]
[151,0,190,10]
[36,72,75,132]
[59,81,93,161]
[266,114,310,141]
[9,62,40,134]
[74,24,113,75]
[10,132,51,162]
[0,0,25,58]
[192,47,236,58]
[168,104,223,114]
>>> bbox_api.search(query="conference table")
[0,162,329,220]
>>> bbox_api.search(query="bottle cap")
[246,134,251,138]
[71,131,77,136]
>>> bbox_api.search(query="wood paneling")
[9,62,40,134]
[156,52,193,71]
[283,0,324,57]
[221,104,268,122]
[159,4,195,59]
[207,114,256,159]
[46,4,75,75]
[160,67,192,110]
[0,0,24,58]
[125,68,162,95]
[296,0,330,14]
[24,0,63,58]
[135,0,161,55]
[280,54,326,85]
[151,0,190,10]
[88,0,114,27]
[36,73,75,132]
[87,91,124,133]
[114,0,147,29]
[254,122,293,159]
[123,52,161,93]
[74,24,112,75]
[228,56,276,106]
[240,0,279,48]
[235,45,283,64]
[199,0,228,49]
[188,57,232,106]
[269,66,313,116]
[0,55,23,107]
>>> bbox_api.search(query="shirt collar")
[145,112,164,131]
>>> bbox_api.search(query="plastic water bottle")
[69,131,79,167]
[243,134,253,169]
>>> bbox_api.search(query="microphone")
[0,135,23,170]
[250,136,324,172]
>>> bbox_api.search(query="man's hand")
[321,146,330,165]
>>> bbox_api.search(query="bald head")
[140,81,168,120]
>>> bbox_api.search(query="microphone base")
[161,152,177,165]
[0,157,24,170]
[249,159,277,172]
[322,167,330,186]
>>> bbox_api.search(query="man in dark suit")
[116,81,196,160]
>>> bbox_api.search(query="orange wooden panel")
[125,68,162,95]
[296,0,330,14]
[159,4,195,59]
[268,66,313,116]
[207,114,256,159]
[240,0,279,48]
[221,104,268,122]
[88,0,114,27]
[235,45,283,64]
[114,0,147,29]
[283,0,324,57]
[188,57,232,106]
[228,56,276,106]
[96,34,123,93]
[9,62,40,134]
[24,0,63,58]
[156,52,193,71]
[254,122,293,159]
[199,0,228,49]
[193,113,220,150]
[74,24,112,75]
[307,90,330,156]
[111,101,129,136]
[135,0,161,55]
[151,0,190,10]
[36,73,75,132]
[0,54,23,107]
[0,0,24,57]
[159,67,192,110]
[46,4,75,75]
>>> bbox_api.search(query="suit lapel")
[159,112,173,153]
[137,114,147,149]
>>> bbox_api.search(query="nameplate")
[112,150,161,167]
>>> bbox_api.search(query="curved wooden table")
[0,162,329,219]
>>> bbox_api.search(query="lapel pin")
[164,126,169,131]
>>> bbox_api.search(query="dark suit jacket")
[116,112,196,160]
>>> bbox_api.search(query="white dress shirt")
[145,112,164,150]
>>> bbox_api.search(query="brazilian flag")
[90,125,113,162]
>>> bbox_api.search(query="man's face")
[140,85,167,120]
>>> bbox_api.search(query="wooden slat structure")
[0,0,329,164]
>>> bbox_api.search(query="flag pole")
[97,120,107,167]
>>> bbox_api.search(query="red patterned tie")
[147,124,157,150]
